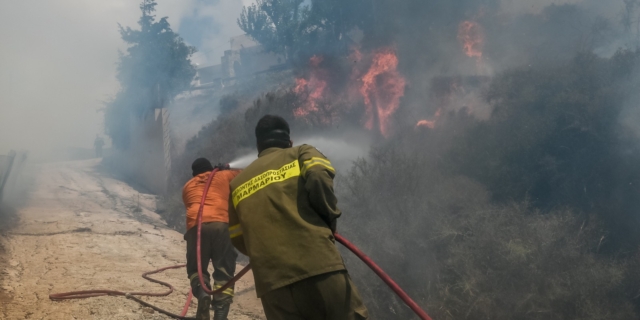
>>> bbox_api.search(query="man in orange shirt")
[183,158,240,320]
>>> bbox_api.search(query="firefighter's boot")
[212,300,231,320]
[191,277,211,320]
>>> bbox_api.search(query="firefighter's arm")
[300,145,342,232]
[228,194,248,255]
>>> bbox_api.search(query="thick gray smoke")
[0,0,248,160]
[229,136,369,172]
[3,0,638,319]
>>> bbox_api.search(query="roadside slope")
[0,159,264,319]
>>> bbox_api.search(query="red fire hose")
[195,168,252,295]
[50,264,196,319]
[335,234,432,320]
[195,168,431,319]
[50,167,433,320]
[48,168,250,319]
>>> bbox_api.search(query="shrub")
[340,141,639,319]
[448,50,640,248]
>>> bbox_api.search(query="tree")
[237,0,368,61]
[238,0,307,60]
[105,0,196,149]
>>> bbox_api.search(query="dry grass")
[339,145,640,319]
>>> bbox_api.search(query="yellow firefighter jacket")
[228,145,345,297]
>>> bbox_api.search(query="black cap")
[255,115,291,152]
[191,158,213,177]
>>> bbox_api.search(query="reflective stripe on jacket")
[228,145,345,297]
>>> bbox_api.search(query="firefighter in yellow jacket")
[228,115,368,320]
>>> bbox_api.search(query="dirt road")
[0,159,265,319]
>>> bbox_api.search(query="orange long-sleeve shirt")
[182,169,240,230]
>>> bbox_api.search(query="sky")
[0,0,251,156]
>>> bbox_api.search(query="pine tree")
[105,0,196,149]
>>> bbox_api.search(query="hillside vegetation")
[158,50,640,319]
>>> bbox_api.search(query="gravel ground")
[0,159,265,319]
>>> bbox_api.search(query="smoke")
[297,136,370,173]
[228,136,369,172]
[176,0,248,66]
[7,0,640,318]
[229,152,257,169]
[499,0,582,14]
[0,1,133,157]
[0,0,248,159]
[0,152,33,209]
[149,1,640,317]
[620,63,640,139]
[220,4,640,317]
[244,0,640,145]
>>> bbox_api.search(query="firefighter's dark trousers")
[260,270,369,320]
[185,222,238,305]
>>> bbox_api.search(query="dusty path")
[0,159,265,319]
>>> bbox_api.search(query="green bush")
[340,143,640,319]
[448,50,640,249]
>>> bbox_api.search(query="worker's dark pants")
[260,271,369,320]
[185,222,238,305]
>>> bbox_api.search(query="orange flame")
[293,55,328,118]
[309,55,323,67]
[416,109,442,129]
[294,78,308,94]
[292,48,407,134]
[416,119,436,129]
[359,48,406,137]
[458,21,484,61]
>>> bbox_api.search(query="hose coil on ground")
[50,168,432,319]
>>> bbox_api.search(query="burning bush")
[158,0,640,317]
[161,47,640,318]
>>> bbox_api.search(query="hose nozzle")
[214,163,230,170]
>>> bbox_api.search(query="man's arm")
[299,145,342,233]
[228,193,248,255]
